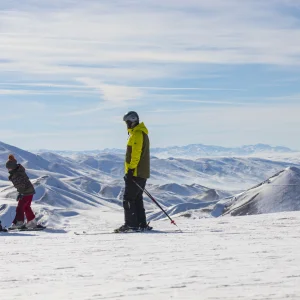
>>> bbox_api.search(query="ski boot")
[26,218,38,229]
[114,224,139,233]
[8,221,24,230]
[139,222,153,232]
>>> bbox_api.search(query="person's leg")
[23,195,35,222]
[123,179,140,228]
[12,197,26,224]
[134,178,147,227]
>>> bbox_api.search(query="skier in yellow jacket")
[115,111,151,232]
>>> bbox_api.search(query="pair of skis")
[74,229,181,235]
[1,224,46,232]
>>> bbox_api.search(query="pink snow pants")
[13,194,35,224]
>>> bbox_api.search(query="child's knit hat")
[6,154,18,170]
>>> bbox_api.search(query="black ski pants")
[123,177,147,228]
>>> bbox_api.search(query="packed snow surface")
[1,209,300,300]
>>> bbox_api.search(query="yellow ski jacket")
[125,122,150,179]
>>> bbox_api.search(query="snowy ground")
[1,209,300,300]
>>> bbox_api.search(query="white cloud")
[0,128,111,139]
[76,77,144,102]
[0,82,88,89]
[0,0,299,105]
[0,88,98,96]
[1,0,300,82]
[138,87,245,91]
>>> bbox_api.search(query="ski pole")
[133,180,182,231]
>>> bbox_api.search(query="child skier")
[6,154,38,229]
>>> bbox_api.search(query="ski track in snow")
[0,211,300,300]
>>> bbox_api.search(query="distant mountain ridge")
[151,143,295,158]
[34,143,295,158]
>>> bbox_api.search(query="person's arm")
[11,175,26,193]
[128,131,143,170]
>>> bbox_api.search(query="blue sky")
[0,0,300,150]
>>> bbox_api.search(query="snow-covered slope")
[209,167,300,217]
[0,141,50,170]
[146,184,230,220]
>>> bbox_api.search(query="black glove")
[16,194,23,201]
[124,169,134,182]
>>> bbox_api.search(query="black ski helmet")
[123,111,139,128]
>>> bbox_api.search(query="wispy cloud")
[1,0,299,99]
[0,82,88,89]
[135,87,246,91]
[0,128,111,139]
[1,0,300,80]
[76,78,144,102]
[0,89,98,96]
[1,0,300,149]
[167,99,248,105]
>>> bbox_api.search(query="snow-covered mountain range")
[34,143,296,159]
[152,143,295,158]
[0,141,300,228]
